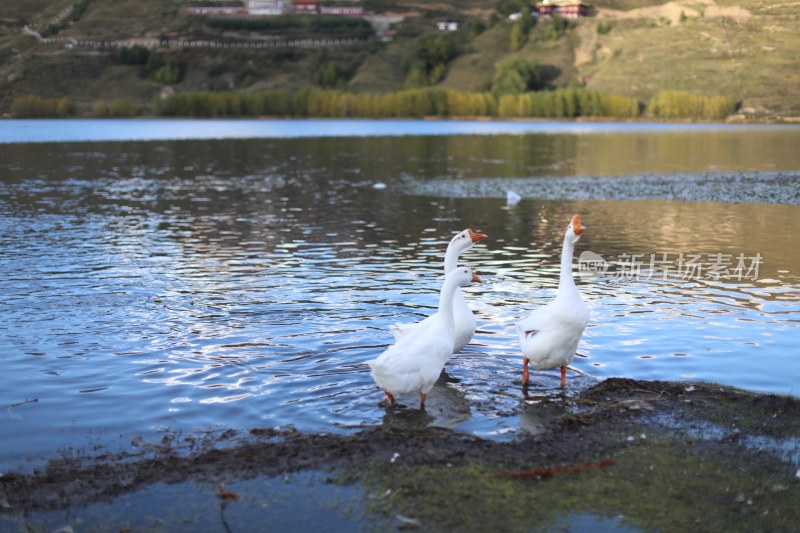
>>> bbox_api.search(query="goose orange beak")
[471,273,483,283]
[468,229,488,243]
[571,215,585,236]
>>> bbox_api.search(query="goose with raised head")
[517,215,589,388]
[391,228,487,353]
[370,267,482,409]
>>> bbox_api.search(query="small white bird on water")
[370,266,482,409]
[506,190,522,207]
[517,214,590,388]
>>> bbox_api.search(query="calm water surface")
[1,120,799,471]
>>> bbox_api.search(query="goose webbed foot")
[381,390,396,407]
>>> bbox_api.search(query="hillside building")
[293,0,319,14]
[187,0,366,17]
[248,0,288,15]
[535,0,591,18]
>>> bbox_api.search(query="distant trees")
[509,6,535,50]
[10,96,72,118]
[115,45,150,65]
[114,46,182,85]
[404,32,458,87]
[497,88,640,118]
[206,16,300,33]
[492,58,543,96]
[533,13,570,41]
[98,86,735,121]
[145,56,184,85]
[205,15,374,39]
[313,51,359,89]
[647,90,736,120]
[156,88,412,118]
[495,0,523,17]
[309,16,374,40]
[154,87,646,119]
[315,62,348,88]
[446,91,497,117]
[509,22,525,51]
[91,99,137,118]
[464,19,487,41]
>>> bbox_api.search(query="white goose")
[517,215,589,388]
[391,228,487,353]
[370,267,482,408]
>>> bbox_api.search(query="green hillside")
[1,0,798,118]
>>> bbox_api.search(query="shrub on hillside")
[492,58,543,95]
[496,0,523,17]
[315,62,347,89]
[145,55,184,85]
[464,19,486,41]
[596,21,611,35]
[309,17,374,39]
[509,22,525,51]
[205,15,373,39]
[533,13,570,41]
[206,16,295,33]
[116,45,151,66]
[404,32,458,87]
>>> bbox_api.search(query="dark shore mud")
[2,378,799,531]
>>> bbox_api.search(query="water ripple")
[1,134,799,470]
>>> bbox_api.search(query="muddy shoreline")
[2,378,798,531]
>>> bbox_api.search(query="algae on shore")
[351,436,799,531]
[2,379,798,531]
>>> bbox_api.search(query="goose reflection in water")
[379,371,472,431]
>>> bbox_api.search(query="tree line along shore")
[8,87,735,120]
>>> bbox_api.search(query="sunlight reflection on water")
[1,127,798,469]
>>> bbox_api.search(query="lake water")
[1,120,799,471]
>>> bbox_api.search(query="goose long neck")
[437,276,460,327]
[443,243,460,273]
[557,237,578,296]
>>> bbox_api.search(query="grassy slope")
[440,21,577,92]
[0,0,75,101]
[1,0,74,21]
[1,0,798,116]
[439,23,509,92]
[577,3,800,114]
[348,42,407,92]
[75,0,188,39]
